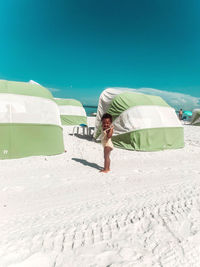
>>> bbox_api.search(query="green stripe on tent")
[107,92,170,119]
[0,123,64,159]
[0,80,53,100]
[60,115,87,125]
[112,127,184,151]
[94,126,102,139]
[55,98,83,107]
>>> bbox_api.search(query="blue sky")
[0,0,200,108]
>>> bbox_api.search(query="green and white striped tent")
[190,109,200,126]
[94,88,184,151]
[55,98,87,125]
[0,80,64,159]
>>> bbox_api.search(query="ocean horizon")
[83,105,98,116]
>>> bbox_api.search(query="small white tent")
[55,98,87,125]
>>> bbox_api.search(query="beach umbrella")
[94,88,184,151]
[183,110,192,116]
[0,80,64,159]
[55,98,87,126]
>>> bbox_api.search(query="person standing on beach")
[179,109,183,120]
[100,113,114,173]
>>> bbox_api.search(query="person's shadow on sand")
[72,158,102,170]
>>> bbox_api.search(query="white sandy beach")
[0,124,200,267]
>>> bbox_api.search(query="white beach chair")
[72,116,96,136]
[72,124,88,135]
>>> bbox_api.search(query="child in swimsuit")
[100,113,114,173]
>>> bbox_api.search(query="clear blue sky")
[0,0,200,105]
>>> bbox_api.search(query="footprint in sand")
[133,169,143,174]
[14,186,24,192]
[2,186,24,192]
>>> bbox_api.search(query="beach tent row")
[54,98,87,126]
[94,88,184,151]
[190,109,200,126]
[0,80,185,159]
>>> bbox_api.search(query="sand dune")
[0,125,200,266]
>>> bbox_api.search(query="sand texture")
[0,125,200,266]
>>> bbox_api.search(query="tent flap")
[0,123,64,159]
[60,115,87,125]
[112,127,184,151]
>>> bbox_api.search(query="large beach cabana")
[0,80,64,159]
[94,88,184,151]
[190,109,200,126]
[55,98,87,125]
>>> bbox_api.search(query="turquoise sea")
[84,105,97,116]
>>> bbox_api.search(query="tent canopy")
[0,79,53,99]
[94,88,184,151]
[55,98,87,125]
[0,80,64,159]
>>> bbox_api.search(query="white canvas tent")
[94,88,184,151]
[0,80,64,159]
